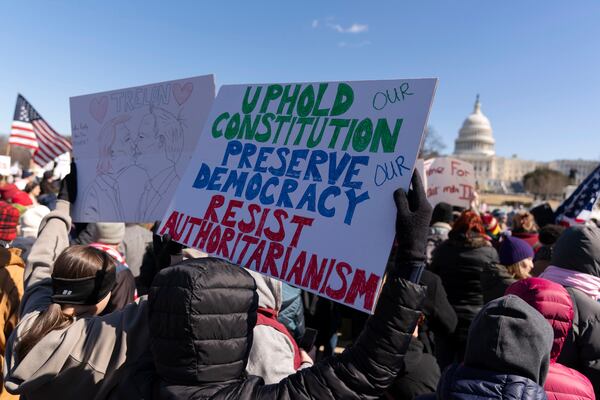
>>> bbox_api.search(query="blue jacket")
[419,364,547,400]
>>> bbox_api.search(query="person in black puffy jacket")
[147,173,432,399]
[429,210,499,368]
[418,295,553,400]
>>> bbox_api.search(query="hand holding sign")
[160,78,437,312]
[394,172,432,265]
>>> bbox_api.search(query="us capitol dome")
[452,96,597,192]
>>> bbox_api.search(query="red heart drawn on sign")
[172,82,193,105]
[89,96,108,124]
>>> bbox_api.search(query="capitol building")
[453,96,598,192]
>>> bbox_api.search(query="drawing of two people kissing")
[81,105,184,222]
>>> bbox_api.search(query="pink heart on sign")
[89,96,108,124]
[172,82,194,105]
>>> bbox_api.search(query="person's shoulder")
[546,362,595,399]
[567,287,600,324]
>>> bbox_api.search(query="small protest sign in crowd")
[0,74,596,400]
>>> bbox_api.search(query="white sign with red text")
[423,157,475,208]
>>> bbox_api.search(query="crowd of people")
[0,165,596,400]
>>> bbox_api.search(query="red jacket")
[506,278,595,400]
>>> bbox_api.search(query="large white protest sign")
[159,79,437,312]
[70,75,215,222]
[423,157,475,208]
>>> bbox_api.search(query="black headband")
[51,257,117,305]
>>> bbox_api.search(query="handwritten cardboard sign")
[423,157,475,208]
[159,79,437,312]
[69,75,216,222]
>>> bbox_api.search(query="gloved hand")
[58,161,78,203]
[152,223,184,270]
[393,172,432,281]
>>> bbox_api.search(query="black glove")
[393,172,432,282]
[58,161,78,203]
[152,222,184,270]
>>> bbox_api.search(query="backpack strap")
[256,307,302,370]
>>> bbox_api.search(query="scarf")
[540,265,600,301]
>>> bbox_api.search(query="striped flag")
[555,162,600,225]
[9,94,71,166]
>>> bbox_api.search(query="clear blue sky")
[1,1,598,161]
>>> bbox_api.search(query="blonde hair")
[506,259,532,280]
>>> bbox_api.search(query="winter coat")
[0,248,24,400]
[387,338,440,400]
[148,258,426,399]
[245,270,309,384]
[418,269,457,354]
[543,225,600,396]
[481,263,517,303]
[430,234,499,343]
[506,278,595,400]
[3,201,150,399]
[420,295,553,400]
[418,364,547,400]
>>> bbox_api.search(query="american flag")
[555,163,600,225]
[9,94,71,166]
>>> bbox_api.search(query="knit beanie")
[481,213,499,232]
[93,222,125,245]
[431,202,453,225]
[499,236,534,266]
[20,205,50,238]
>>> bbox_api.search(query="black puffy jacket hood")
[551,224,600,277]
[148,258,258,387]
[464,295,553,385]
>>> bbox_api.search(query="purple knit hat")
[499,236,534,266]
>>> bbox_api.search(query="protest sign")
[69,75,215,222]
[159,79,437,312]
[0,156,11,176]
[423,157,475,208]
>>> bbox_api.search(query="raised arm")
[20,166,77,317]
[246,173,433,399]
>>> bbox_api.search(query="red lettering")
[261,241,284,278]
[289,215,314,247]
[206,225,222,254]
[193,220,213,249]
[222,199,243,227]
[286,250,307,286]
[344,269,380,311]
[217,227,236,258]
[325,261,351,301]
[238,204,261,233]
[254,208,271,238]
[264,209,288,242]
[183,217,203,246]
[160,211,180,236]
[204,195,225,222]
[319,258,337,294]
[302,254,328,291]
[236,235,259,264]
[247,239,267,271]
